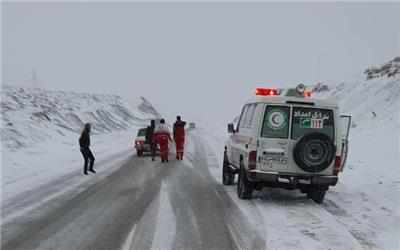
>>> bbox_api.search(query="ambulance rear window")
[261,106,290,139]
[138,128,147,136]
[291,107,334,140]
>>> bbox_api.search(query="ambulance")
[223,84,351,203]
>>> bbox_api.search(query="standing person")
[154,119,172,163]
[145,119,157,161]
[173,116,187,160]
[79,123,96,175]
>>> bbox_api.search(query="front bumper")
[247,170,338,186]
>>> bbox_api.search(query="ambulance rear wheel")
[306,187,327,204]
[222,152,234,185]
[237,161,254,199]
[311,189,326,204]
[306,189,315,199]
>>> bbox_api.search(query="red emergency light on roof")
[304,91,312,98]
[255,88,278,96]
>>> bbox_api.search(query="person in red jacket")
[173,116,187,160]
[154,119,172,162]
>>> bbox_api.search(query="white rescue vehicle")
[223,84,351,203]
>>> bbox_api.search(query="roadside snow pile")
[1,85,159,151]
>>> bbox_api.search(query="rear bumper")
[135,144,151,151]
[247,170,338,186]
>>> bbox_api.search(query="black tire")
[293,132,335,173]
[137,150,143,157]
[306,187,327,203]
[306,189,315,199]
[237,161,254,199]
[312,189,326,204]
[222,153,234,185]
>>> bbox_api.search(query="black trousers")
[149,140,157,159]
[80,147,95,172]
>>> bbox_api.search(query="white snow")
[2,58,399,249]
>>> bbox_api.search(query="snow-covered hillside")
[313,57,400,131]
[1,85,160,151]
[1,85,160,207]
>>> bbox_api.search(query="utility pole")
[32,67,38,88]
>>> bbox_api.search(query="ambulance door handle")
[263,151,267,155]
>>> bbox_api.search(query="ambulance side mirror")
[228,123,235,134]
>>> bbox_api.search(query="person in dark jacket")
[79,123,96,175]
[145,119,157,161]
[173,116,187,160]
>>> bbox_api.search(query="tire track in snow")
[150,181,177,250]
[196,127,372,250]
[2,148,132,224]
[191,132,267,250]
[251,186,366,249]
[1,156,164,250]
[121,224,137,250]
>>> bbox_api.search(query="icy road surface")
[1,129,398,250]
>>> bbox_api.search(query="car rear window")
[292,107,334,140]
[138,128,147,136]
[261,106,290,139]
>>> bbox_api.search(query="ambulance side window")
[238,105,249,132]
[244,104,256,127]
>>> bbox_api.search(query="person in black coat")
[79,123,96,175]
[145,119,157,161]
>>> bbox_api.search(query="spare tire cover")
[293,132,336,173]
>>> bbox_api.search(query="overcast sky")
[2,1,399,124]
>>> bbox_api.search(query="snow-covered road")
[1,130,263,250]
[1,128,398,250]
